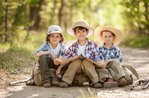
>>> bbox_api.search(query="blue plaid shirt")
[34,42,66,59]
[98,44,123,62]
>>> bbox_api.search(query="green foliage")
[122,0,149,35]
[122,36,149,48]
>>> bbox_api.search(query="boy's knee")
[69,59,81,68]
[111,59,120,65]
[39,55,48,62]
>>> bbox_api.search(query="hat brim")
[94,26,123,45]
[67,26,93,37]
[47,31,64,42]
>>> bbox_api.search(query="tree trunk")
[29,0,44,30]
[144,2,149,35]
[5,0,8,42]
[49,0,57,24]
[58,0,64,26]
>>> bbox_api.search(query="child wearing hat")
[54,20,102,88]
[94,26,127,87]
[34,25,66,88]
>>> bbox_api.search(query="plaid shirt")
[98,44,123,62]
[34,42,66,59]
[63,39,100,61]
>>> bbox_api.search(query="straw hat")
[94,26,123,45]
[67,20,93,37]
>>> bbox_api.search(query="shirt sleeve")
[93,43,102,62]
[60,44,67,57]
[63,46,73,59]
[33,43,48,55]
[115,49,123,62]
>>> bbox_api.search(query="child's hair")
[101,30,115,37]
[73,26,88,33]
[46,34,63,42]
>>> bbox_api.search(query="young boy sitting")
[54,20,102,88]
[34,25,66,88]
[94,26,127,87]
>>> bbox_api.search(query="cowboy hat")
[94,26,123,45]
[67,19,93,37]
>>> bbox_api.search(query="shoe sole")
[104,82,118,88]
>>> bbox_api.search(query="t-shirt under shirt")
[49,43,61,57]
[77,43,86,56]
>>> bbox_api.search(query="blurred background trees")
[0,0,149,45]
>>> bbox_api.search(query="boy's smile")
[74,28,88,41]
[48,33,62,46]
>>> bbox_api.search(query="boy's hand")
[56,65,63,75]
[100,61,106,68]
[49,51,57,60]
[96,60,106,68]
[54,59,62,65]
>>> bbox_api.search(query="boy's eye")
[56,36,59,38]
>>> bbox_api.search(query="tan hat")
[94,26,123,45]
[67,19,93,37]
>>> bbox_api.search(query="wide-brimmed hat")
[67,20,93,37]
[94,26,123,45]
[46,25,64,42]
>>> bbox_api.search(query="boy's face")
[74,28,88,41]
[48,33,62,45]
[101,31,115,44]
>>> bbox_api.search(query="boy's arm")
[35,51,52,58]
[96,60,106,68]
[34,43,56,59]
[56,65,63,75]
[115,49,123,62]
[104,49,123,64]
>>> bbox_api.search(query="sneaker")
[52,78,60,87]
[43,82,51,88]
[118,78,127,87]
[60,81,69,88]
[93,83,102,88]
[43,78,51,88]
[103,81,118,88]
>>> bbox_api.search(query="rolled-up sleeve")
[33,43,48,55]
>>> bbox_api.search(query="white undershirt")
[78,43,86,56]
[50,43,61,57]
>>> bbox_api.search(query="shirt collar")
[76,38,89,46]
[102,43,116,49]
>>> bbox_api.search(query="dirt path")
[0,47,149,98]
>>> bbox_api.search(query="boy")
[94,26,127,87]
[34,25,66,88]
[54,20,102,88]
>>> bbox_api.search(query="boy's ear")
[87,30,89,35]
[73,32,77,36]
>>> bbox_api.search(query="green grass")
[121,35,149,48]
